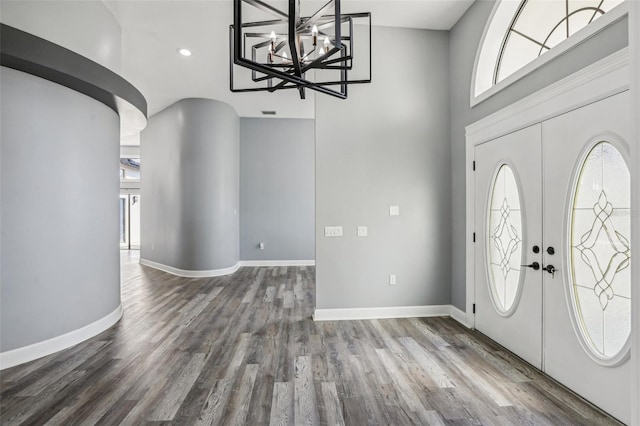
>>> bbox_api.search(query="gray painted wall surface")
[240,118,315,261]
[0,0,122,73]
[448,1,629,310]
[1,67,121,352]
[141,98,240,271]
[315,26,451,309]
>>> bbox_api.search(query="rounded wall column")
[1,68,121,363]
[0,18,147,369]
[140,98,240,276]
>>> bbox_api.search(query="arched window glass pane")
[487,165,523,313]
[571,142,631,359]
[495,0,624,84]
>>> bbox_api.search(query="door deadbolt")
[543,264,557,277]
[547,246,555,255]
[532,245,540,254]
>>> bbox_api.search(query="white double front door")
[474,92,632,423]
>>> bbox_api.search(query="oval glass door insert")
[487,164,523,314]
[570,141,631,360]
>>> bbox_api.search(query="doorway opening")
[120,157,141,250]
[120,193,141,250]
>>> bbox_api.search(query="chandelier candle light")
[230,0,371,99]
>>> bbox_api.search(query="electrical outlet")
[357,226,368,237]
[389,274,396,285]
[324,226,343,237]
[389,205,400,216]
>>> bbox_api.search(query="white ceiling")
[107,0,474,120]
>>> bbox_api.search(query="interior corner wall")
[315,26,451,310]
[1,67,121,352]
[448,1,629,311]
[240,118,315,261]
[140,98,240,272]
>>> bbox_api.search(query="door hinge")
[473,303,476,314]
[472,161,476,171]
[473,232,476,243]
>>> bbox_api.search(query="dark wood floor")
[0,251,621,425]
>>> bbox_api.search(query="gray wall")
[240,118,315,261]
[0,0,122,73]
[141,98,240,271]
[1,67,121,352]
[315,26,451,309]
[449,1,629,310]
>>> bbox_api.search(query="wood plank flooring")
[0,251,622,425]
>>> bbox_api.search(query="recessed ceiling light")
[177,48,192,57]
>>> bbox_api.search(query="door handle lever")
[521,262,540,270]
[543,264,557,277]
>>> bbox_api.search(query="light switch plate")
[389,205,400,216]
[357,226,368,237]
[324,226,343,237]
[389,274,396,285]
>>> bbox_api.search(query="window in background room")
[120,158,140,180]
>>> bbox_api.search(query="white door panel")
[542,91,631,424]
[474,124,543,369]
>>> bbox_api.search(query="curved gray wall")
[1,67,121,352]
[1,0,122,73]
[141,98,240,271]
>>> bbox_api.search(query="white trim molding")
[313,305,471,327]
[0,304,123,370]
[239,260,315,267]
[139,258,241,277]
[467,47,629,144]
[449,305,469,327]
[139,258,316,278]
[629,1,640,423]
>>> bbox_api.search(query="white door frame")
[464,47,632,413]
[629,1,640,424]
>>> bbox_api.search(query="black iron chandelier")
[230,0,371,99]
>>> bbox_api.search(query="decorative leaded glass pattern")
[488,165,523,313]
[495,0,624,84]
[571,142,631,358]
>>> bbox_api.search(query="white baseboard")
[139,258,241,277]
[449,305,471,328]
[313,304,472,325]
[140,258,315,277]
[313,305,451,321]
[0,304,123,370]
[239,260,315,267]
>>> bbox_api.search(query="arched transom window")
[473,0,626,102]
[496,0,624,84]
